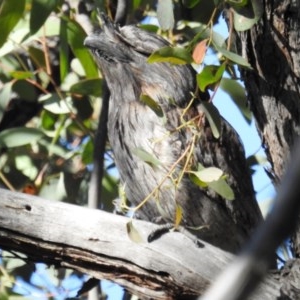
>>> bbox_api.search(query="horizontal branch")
[0,188,279,299]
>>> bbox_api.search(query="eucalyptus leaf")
[191,167,223,183]
[208,178,235,200]
[157,0,174,31]
[82,138,94,165]
[0,82,13,122]
[39,93,72,114]
[0,127,44,148]
[70,79,102,97]
[15,155,38,180]
[30,0,58,35]
[200,102,221,139]
[148,46,192,64]
[233,0,263,31]
[140,94,164,118]
[66,18,98,78]
[59,17,69,82]
[0,0,25,48]
[213,43,252,68]
[10,71,33,80]
[197,63,225,91]
[126,220,144,243]
[246,154,268,167]
[182,0,200,8]
[132,148,161,167]
[220,78,252,123]
[189,173,208,188]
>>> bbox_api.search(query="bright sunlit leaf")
[191,167,223,183]
[208,178,235,200]
[30,0,58,35]
[126,220,144,243]
[39,93,72,114]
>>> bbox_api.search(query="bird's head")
[84,13,170,66]
[84,14,198,107]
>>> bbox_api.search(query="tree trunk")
[237,0,300,181]
[235,1,300,296]
[0,188,280,299]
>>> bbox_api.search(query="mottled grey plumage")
[84,15,262,253]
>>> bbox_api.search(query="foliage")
[0,0,266,298]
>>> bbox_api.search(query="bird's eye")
[94,49,114,62]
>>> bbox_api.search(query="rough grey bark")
[0,188,281,299]
[235,0,300,296]
[237,0,300,181]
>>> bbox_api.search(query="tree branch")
[0,188,281,299]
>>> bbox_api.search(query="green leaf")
[28,46,46,69]
[157,0,174,31]
[140,94,164,118]
[182,0,200,8]
[126,220,144,243]
[233,0,263,31]
[41,110,57,130]
[59,17,69,82]
[0,82,13,122]
[39,93,72,114]
[82,138,94,165]
[190,167,223,183]
[38,138,68,157]
[132,148,161,167]
[227,0,248,9]
[70,79,102,97]
[189,173,208,188]
[39,172,67,201]
[220,78,252,123]
[188,165,234,200]
[138,24,159,33]
[10,71,33,80]
[213,43,252,68]
[0,0,25,48]
[66,18,98,78]
[208,178,235,200]
[200,102,221,139]
[0,127,45,148]
[197,63,225,91]
[246,154,268,167]
[30,0,58,35]
[13,80,37,102]
[148,46,193,64]
[15,155,38,180]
